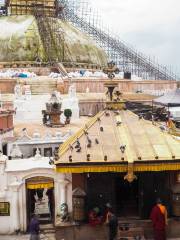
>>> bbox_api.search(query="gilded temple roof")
[55,110,180,173]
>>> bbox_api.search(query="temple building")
[55,110,180,220]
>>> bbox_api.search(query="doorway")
[2,143,7,155]
[115,176,139,218]
[26,177,55,227]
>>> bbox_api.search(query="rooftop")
[56,110,180,173]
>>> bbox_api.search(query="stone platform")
[55,219,180,240]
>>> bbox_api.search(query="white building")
[0,152,72,234]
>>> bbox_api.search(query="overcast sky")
[89,0,180,76]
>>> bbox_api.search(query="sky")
[89,0,180,76]
[0,0,179,75]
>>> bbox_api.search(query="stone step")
[40,233,56,240]
[43,229,55,234]
[24,78,58,95]
[40,223,54,229]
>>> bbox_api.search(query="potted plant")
[64,109,72,124]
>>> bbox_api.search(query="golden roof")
[55,110,180,173]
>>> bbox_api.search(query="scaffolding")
[3,0,178,80]
[62,0,177,80]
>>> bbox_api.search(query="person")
[103,203,112,223]
[150,198,168,240]
[108,210,118,240]
[88,207,102,227]
[29,214,40,240]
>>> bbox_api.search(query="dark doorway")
[115,177,139,217]
[26,177,55,228]
[86,173,139,218]
[2,143,7,155]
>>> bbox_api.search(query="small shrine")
[103,61,126,110]
[42,92,64,127]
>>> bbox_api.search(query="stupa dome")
[0,15,107,67]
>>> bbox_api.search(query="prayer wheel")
[72,188,86,222]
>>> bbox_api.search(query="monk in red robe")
[150,199,168,240]
[88,207,102,227]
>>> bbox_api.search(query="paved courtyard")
[0,233,55,240]
[0,235,180,240]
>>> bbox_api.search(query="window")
[44,148,52,157]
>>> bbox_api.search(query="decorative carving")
[14,84,22,100]
[60,203,69,222]
[68,84,77,99]
[103,61,120,80]
[10,144,22,159]
[34,148,41,160]
[42,92,64,127]
[124,163,137,183]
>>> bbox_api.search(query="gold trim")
[26,182,54,190]
[134,163,180,172]
[56,163,180,173]
[56,165,128,173]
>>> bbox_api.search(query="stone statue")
[60,203,69,222]
[23,85,32,101]
[68,84,77,99]
[14,84,22,99]
[34,148,41,160]
[0,151,7,174]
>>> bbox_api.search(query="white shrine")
[62,84,80,120]
[0,151,72,234]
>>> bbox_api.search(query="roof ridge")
[57,111,104,160]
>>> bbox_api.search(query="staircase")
[24,78,57,95]
[117,222,146,240]
[40,224,56,240]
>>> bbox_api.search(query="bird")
[116,121,122,126]
[75,139,81,148]
[105,111,110,117]
[84,130,88,135]
[120,145,126,153]
[87,137,92,144]
[87,154,90,161]
[76,147,81,153]
[69,155,72,162]
[75,143,80,148]
[49,158,54,165]
[87,143,91,148]
[100,126,104,132]
[95,138,99,144]
[69,145,74,151]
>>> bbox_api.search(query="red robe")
[88,210,102,227]
[150,205,167,240]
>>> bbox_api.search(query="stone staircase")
[22,77,57,95]
[117,222,146,240]
[40,224,56,240]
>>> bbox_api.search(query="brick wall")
[61,78,177,94]
[0,111,14,131]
